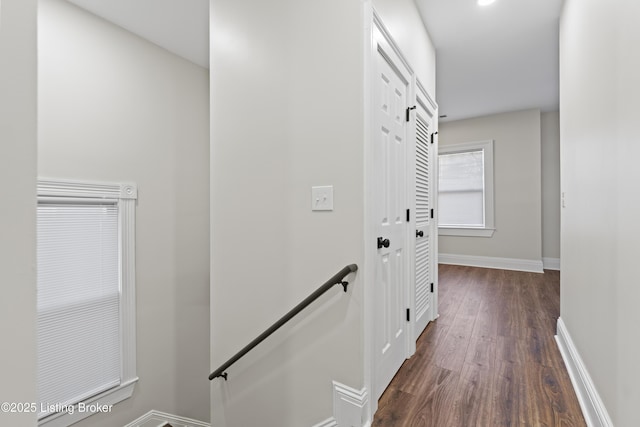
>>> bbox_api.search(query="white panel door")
[373,43,409,401]
[413,110,433,340]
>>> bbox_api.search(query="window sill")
[438,227,495,238]
[38,378,138,427]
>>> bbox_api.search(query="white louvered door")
[413,106,434,340]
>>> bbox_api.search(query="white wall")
[560,0,640,424]
[541,111,560,261]
[210,1,365,425]
[210,1,436,425]
[211,0,364,427]
[0,0,38,425]
[38,0,210,424]
[438,109,542,263]
[373,0,436,95]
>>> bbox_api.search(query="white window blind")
[438,150,485,227]
[37,201,121,419]
[437,140,495,237]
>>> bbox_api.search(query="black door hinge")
[431,131,438,144]
[406,308,410,322]
[430,283,434,293]
[430,209,434,219]
[406,209,410,222]
[406,106,416,122]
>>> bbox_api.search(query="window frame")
[37,179,138,427]
[437,140,495,237]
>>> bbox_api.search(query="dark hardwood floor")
[373,264,586,427]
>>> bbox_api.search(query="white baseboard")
[555,318,613,427]
[312,417,370,427]
[438,253,544,273]
[123,410,211,427]
[313,382,369,427]
[327,381,369,427]
[542,257,561,270]
[311,417,338,427]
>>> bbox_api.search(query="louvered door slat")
[414,113,431,331]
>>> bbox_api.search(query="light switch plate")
[311,186,334,211]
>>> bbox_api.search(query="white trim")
[364,8,439,422]
[312,418,371,427]
[438,140,495,232]
[124,410,211,427]
[38,178,137,200]
[39,380,137,427]
[555,318,613,427]
[542,257,561,270]
[37,178,138,427]
[429,81,439,327]
[313,382,369,427]
[311,418,338,427]
[120,187,137,383]
[438,227,495,237]
[416,78,437,112]
[372,11,414,78]
[438,253,544,273]
[369,6,414,405]
[333,381,369,427]
[362,1,376,421]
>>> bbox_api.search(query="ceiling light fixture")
[477,0,496,6]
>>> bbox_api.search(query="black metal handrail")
[208,263,358,381]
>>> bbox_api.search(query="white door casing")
[364,10,439,419]
[372,27,411,401]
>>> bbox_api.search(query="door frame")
[364,7,412,411]
[372,13,413,401]
[363,5,439,421]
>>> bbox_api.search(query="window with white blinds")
[37,202,120,418]
[37,180,138,426]
[438,140,495,237]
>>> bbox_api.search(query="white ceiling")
[416,0,563,121]
[66,0,563,122]
[67,0,210,68]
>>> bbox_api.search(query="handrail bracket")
[340,281,349,292]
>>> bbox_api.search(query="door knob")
[377,237,390,249]
[416,230,424,238]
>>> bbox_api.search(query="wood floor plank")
[408,366,461,427]
[464,336,496,373]
[432,326,470,372]
[471,300,500,342]
[373,386,417,427]
[373,264,586,427]
[394,323,450,395]
[495,334,526,365]
[491,360,529,426]
[452,370,493,427]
